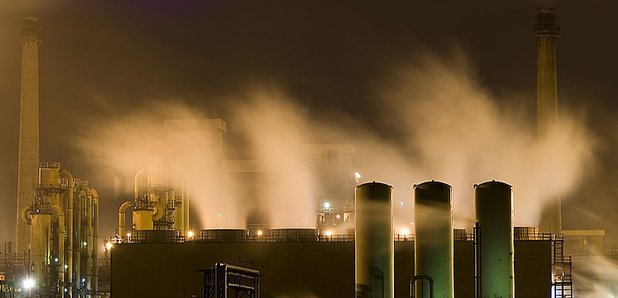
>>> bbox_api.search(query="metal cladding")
[355,182,393,298]
[16,17,42,253]
[534,8,562,234]
[413,181,454,298]
[475,181,514,298]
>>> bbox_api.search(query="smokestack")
[413,181,454,298]
[355,182,393,298]
[534,8,562,234]
[474,181,514,298]
[16,17,42,253]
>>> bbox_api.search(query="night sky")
[1,1,617,245]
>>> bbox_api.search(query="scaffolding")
[201,263,260,298]
[552,234,573,298]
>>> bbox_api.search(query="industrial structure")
[117,167,189,242]
[535,8,562,235]
[22,162,100,297]
[414,181,454,298]
[16,17,42,255]
[109,181,564,298]
[8,17,101,297]
[354,182,393,298]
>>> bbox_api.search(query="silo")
[414,181,453,298]
[474,181,514,298]
[355,182,393,298]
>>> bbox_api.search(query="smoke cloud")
[73,51,595,233]
[573,254,618,297]
[378,53,595,227]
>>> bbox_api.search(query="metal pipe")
[118,201,132,238]
[92,188,99,296]
[413,181,453,298]
[52,205,65,296]
[73,185,85,295]
[85,188,93,295]
[355,182,393,298]
[474,181,514,298]
[60,169,74,295]
[410,275,434,298]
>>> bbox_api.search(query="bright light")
[64,265,68,269]
[324,230,334,236]
[336,214,341,219]
[399,228,411,235]
[354,172,361,180]
[400,201,404,206]
[54,257,59,262]
[323,202,330,209]
[256,230,263,236]
[127,232,131,238]
[105,242,113,250]
[83,241,87,247]
[22,277,35,290]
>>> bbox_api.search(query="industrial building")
[5,6,609,298]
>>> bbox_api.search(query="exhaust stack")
[534,8,562,234]
[355,182,393,298]
[413,181,454,298]
[16,17,42,253]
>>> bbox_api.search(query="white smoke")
[574,254,618,297]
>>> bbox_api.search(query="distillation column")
[16,17,42,254]
[534,8,562,234]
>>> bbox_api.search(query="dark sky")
[1,0,617,244]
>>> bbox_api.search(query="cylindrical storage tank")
[30,213,52,290]
[413,181,453,298]
[38,163,61,188]
[514,226,540,240]
[132,210,153,230]
[475,181,514,298]
[355,182,393,298]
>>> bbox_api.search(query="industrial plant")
[0,6,612,298]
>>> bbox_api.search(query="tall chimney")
[534,8,562,234]
[16,17,42,253]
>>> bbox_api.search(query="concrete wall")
[111,240,551,298]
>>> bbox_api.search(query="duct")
[118,201,132,238]
[51,205,66,292]
[92,189,99,295]
[60,169,74,294]
[413,181,453,298]
[73,184,86,294]
[85,187,93,293]
[21,206,33,225]
[355,182,393,298]
[474,181,514,298]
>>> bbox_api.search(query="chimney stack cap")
[533,8,560,37]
